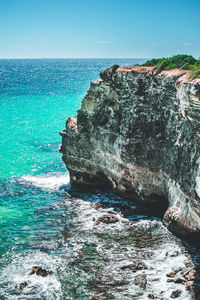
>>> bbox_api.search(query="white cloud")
[98,40,111,44]
[184,42,192,46]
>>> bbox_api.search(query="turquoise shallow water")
[0,59,145,179]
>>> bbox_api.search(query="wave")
[19,172,70,191]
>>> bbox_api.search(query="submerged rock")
[61,226,71,239]
[60,65,200,236]
[29,266,53,277]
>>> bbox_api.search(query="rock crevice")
[60,65,200,236]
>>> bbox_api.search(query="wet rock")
[29,266,53,277]
[130,220,140,225]
[170,289,182,298]
[61,226,71,239]
[167,277,184,284]
[89,295,102,300]
[134,274,147,289]
[121,259,147,272]
[185,281,196,299]
[166,251,179,257]
[132,229,155,248]
[166,268,182,278]
[90,202,102,209]
[106,210,118,215]
[96,214,119,224]
[16,281,28,291]
[167,271,177,278]
[89,294,115,300]
[181,268,199,282]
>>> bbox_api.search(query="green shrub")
[142,55,200,78]
[170,55,196,67]
[188,68,200,80]
[143,55,197,69]
[180,63,194,70]
[111,64,120,72]
[143,58,162,66]
[164,63,178,70]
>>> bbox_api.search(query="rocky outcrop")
[60,65,200,236]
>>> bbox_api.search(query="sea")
[0,58,199,300]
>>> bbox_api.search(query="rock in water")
[170,289,182,298]
[134,274,147,289]
[96,214,119,224]
[29,266,53,277]
[60,65,200,236]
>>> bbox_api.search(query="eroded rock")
[60,65,200,236]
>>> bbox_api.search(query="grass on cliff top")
[142,55,200,79]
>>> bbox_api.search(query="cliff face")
[60,65,200,236]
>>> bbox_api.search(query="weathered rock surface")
[60,65,200,236]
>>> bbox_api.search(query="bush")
[143,58,162,66]
[188,68,200,80]
[142,54,200,78]
[111,64,120,72]
[164,63,178,70]
[180,63,194,70]
[170,55,196,67]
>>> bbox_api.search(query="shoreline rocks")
[60,65,200,236]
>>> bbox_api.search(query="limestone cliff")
[60,65,200,236]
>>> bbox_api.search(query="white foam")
[19,172,70,191]
[0,251,62,300]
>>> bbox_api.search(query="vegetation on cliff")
[143,55,200,79]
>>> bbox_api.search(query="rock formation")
[60,65,200,236]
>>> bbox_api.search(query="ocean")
[0,58,199,299]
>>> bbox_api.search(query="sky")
[0,0,199,59]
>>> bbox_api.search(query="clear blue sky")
[0,0,199,58]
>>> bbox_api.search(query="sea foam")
[19,172,70,191]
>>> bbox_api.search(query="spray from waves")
[18,172,70,191]
[0,251,63,300]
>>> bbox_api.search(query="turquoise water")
[0,59,145,179]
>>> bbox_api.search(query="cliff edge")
[60,65,200,236]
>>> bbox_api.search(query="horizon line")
[0,57,150,60]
